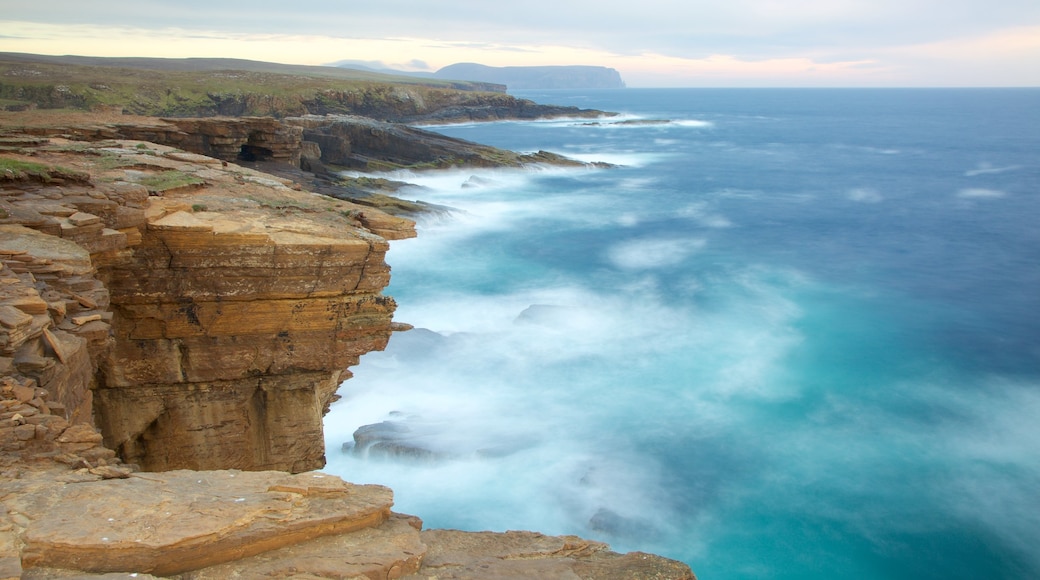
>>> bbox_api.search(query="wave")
[957,188,1007,198]
[964,163,1022,177]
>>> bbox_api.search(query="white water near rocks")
[326,89,1040,579]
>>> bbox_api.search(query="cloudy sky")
[2,0,1038,86]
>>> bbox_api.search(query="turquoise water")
[325,89,1040,579]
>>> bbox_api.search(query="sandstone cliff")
[1,127,415,473]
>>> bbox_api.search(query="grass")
[0,157,88,182]
[135,170,204,193]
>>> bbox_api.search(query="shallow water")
[325,88,1040,579]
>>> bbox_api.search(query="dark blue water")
[326,88,1040,579]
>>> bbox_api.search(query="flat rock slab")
[9,470,392,576]
[416,529,696,580]
[184,513,426,579]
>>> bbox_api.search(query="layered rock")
[9,115,303,166]
[1,132,415,474]
[287,114,609,171]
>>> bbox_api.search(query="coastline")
[0,107,696,578]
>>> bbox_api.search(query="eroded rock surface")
[8,469,392,575]
[1,131,415,473]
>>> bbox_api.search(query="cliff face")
[95,204,400,473]
[288,114,608,171]
[1,124,415,473]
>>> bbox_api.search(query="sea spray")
[326,88,1040,579]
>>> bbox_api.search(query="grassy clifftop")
[0,53,556,120]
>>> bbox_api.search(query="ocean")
[324,88,1040,579]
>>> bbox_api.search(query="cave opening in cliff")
[238,143,273,162]
[238,131,274,162]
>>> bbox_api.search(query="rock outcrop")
[287,114,608,171]
[1,128,415,473]
[10,116,303,167]
[0,114,696,578]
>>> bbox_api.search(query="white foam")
[674,119,714,128]
[957,188,1006,199]
[563,151,665,167]
[605,237,707,270]
[964,163,1022,177]
[847,188,884,203]
[678,202,734,228]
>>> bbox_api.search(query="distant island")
[334,61,626,90]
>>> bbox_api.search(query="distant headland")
[333,61,627,90]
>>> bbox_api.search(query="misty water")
[325,88,1040,579]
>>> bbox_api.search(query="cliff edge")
[0,115,695,578]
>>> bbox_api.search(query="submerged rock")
[350,420,441,461]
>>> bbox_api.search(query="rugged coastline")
[0,66,695,578]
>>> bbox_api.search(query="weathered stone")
[10,384,34,403]
[417,529,697,580]
[67,212,101,227]
[185,513,426,579]
[42,328,73,364]
[0,306,32,329]
[56,423,103,445]
[13,424,36,440]
[12,470,393,576]
[69,314,101,326]
[7,295,48,316]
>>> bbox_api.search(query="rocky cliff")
[1,121,415,473]
[0,53,612,123]
[0,114,696,578]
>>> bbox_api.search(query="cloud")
[1,0,1038,86]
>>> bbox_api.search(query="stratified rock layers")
[1,132,415,474]
[96,221,397,472]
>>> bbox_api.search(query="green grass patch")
[0,157,88,182]
[136,170,204,193]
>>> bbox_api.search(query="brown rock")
[12,470,393,576]
[417,530,696,580]
[11,384,35,403]
[67,212,101,227]
[13,424,36,441]
[0,306,32,330]
[185,513,426,579]
[69,314,102,326]
[57,423,104,445]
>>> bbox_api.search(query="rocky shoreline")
[0,109,695,578]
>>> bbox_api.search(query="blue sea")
[325,88,1040,579]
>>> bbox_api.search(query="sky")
[1,0,1039,87]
